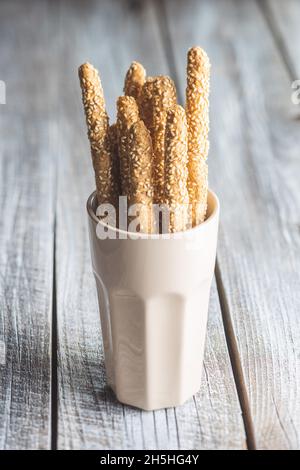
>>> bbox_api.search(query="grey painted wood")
[165,0,300,449]
[5,0,298,450]
[0,0,57,449]
[264,0,300,79]
[55,0,245,450]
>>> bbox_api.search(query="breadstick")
[93,126,120,209]
[128,120,154,233]
[139,77,155,132]
[124,61,146,101]
[78,62,118,207]
[116,96,140,196]
[78,62,108,167]
[192,159,208,226]
[151,76,177,204]
[107,123,121,197]
[164,105,189,232]
[186,47,210,225]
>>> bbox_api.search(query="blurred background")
[0,0,299,213]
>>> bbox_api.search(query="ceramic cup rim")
[86,189,219,239]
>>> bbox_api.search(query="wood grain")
[164,0,300,449]
[54,0,245,450]
[0,0,57,449]
[263,0,300,78]
[5,0,298,450]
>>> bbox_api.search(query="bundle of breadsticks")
[79,46,210,234]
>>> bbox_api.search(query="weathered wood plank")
[263,0,300,78]
[165,0,300,449]
[55,0,245,449]
[0,0,56,449]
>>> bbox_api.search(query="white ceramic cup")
[87,190,219,410]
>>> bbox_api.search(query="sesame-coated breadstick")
[151,76,177,204]
[124,61,146,101]
[139,77,155,132]
[107,123,121,197]
[186,47,210,162]
[116,96,140,196]
[192,159,208,226]
[78,62,118,207]
[93,125,120,209]
[128,120,154,233]
[78,62,108,167]
[186,47,210,225]
[164,105,189,233]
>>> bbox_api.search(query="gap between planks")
[51,214,58,450]
[154,0,257,450]
[215,261,256,450]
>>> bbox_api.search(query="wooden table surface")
[0,0,300,450]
